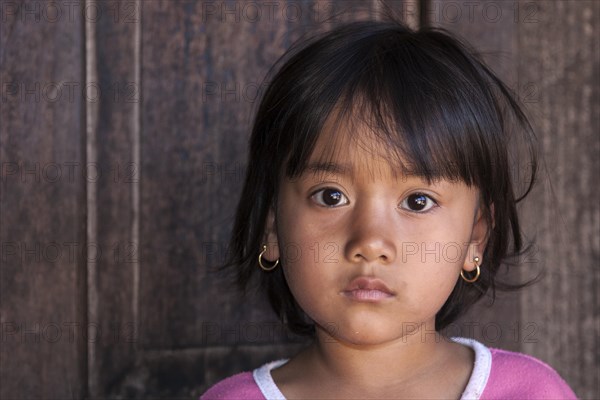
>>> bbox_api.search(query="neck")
[307,322,452,393]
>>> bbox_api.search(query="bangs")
[280,24,507,191]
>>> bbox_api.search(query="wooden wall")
[1,1,597,398]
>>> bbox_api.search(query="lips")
[341,277,395,302]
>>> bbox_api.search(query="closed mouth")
[341,276,395,302]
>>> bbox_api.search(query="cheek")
[280,261,329,325]
[278,234,340,322]
[280,237,336,288]
[277,204,340,267]
[401,229,467,315]
[431,266,461,299]
[409,215,473,265]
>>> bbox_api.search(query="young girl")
[202,19,577,400]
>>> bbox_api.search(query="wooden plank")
[0,1,86,398]
[86,0,140,396]
[516,2,599,398]
[139,0,244,350]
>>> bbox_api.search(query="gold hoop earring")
[461,256,480,283]
[258,244,279,271]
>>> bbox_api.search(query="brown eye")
[401,193,437,212]
[312,188,349,207]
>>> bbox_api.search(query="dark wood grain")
[0,1,86,398]
[87,0,140,396]
[139,0,245,350]
[516,2,599,398]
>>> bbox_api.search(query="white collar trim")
[253,336,492,400]
[451,336,492,399]
[253,359,288,400]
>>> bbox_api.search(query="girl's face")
[264,116,490,346]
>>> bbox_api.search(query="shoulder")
[200,371,264,400]
[482,347,577,399]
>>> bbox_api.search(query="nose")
[344,200,397,265]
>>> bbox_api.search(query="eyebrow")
[304,162,353,176]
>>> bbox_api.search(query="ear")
[261,206,280,262]
[464,202,494,272]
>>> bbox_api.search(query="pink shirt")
[201,337,577,399]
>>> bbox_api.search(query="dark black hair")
[223,19,538,336]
